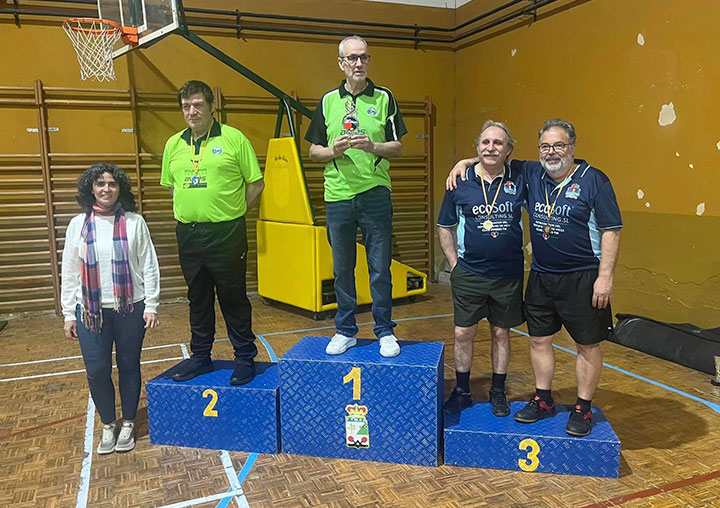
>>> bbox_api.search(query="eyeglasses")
[538,142,572,153]
[341,54,371,64]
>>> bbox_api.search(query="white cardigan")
[61,211,161,321]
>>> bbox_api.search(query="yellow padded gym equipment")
[257,137,427,318]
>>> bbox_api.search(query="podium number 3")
[343,367,362,400]
[203,389,219,417]
[518,438,540,471]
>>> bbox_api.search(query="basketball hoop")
[62,18,138,82]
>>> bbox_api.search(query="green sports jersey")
[305,79,407,202]
[161,121,263,223]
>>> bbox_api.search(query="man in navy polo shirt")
[446,119,622,436]
[437,120,527,416]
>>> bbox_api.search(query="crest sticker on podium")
[345,404,370,449]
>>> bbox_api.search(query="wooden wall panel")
[0,83,434,316]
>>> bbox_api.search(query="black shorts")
[450,265,524,328]
[524,269,613,345]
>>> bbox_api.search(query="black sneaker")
[489,388,510,417]
[443,387,472,414]
[171,358,213,382]
[513,395,556,423]
[230,360,256,386]
[566,404,593,436]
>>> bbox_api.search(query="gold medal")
[478,166,504,235]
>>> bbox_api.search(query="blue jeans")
[76,301,146,424]
[325,186,395,339]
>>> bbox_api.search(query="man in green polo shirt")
[161,80,264,385]
[305,36,407,357]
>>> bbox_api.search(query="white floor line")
[220,452,247,508]
[157,489,248,508]
[0,343,185,368]
[75,393,95,508]
[0,356,185,383]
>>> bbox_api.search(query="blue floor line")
[256,335,278,362]
[510,327,720,415]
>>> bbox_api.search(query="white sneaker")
[97,423,116,455]
[379,335,401,357]
[326,333,357,355]
[115,421,135,452]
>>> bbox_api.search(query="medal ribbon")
[479,166,504,223]
[543,164,578,230]
[190,129,211,174]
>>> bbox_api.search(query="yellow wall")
[455,0,720,326]
[2,0,718,325]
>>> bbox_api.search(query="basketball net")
[63,18,124,82]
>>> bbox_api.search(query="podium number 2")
[518,438,540,471]
[343,367,362,400]
[203,389,219,417]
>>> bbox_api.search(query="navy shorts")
[524,269,613,345]
[450,265,524,329]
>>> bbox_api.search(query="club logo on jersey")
[366,106,377,116]
[565,183,581,199]
[212,146,223,155]
[491,231,499,238]
[503,181,517,195]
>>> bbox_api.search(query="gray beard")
[541,157,571,178]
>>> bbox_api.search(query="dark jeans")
[325,186,395,339]
[176,216,257,363]
[76,301,146,424]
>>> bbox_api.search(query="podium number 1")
[203,389,219,417]
[343,367,362,400]
[518,438,540,471]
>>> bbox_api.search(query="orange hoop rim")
[63,17,139,44]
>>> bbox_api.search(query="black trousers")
[176,216,257,363]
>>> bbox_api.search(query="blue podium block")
[146,360,279,454]
[279,336,444,466]
[444,402,620,477]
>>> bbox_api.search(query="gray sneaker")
[97,423,116,455]
[379,335,400,357]
[326,333,356,355]
[115,421,135,452]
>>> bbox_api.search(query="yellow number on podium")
[203,389,219,417]
[518,438,540,471]
[343,367,362,400]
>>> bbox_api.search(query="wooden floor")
[1,284,719,508]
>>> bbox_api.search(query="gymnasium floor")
[1,284,719,508]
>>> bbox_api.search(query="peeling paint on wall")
[675,152,680,157]
[697,203,705,216]
[689,163,694,169]
[645,202,651,208]
[637,189,644,199]
[716,141,720,150]
[658,102,676,126]
[511,48,517,56]
[637,33,645,46]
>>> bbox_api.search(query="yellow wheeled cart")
[257,137,427,319]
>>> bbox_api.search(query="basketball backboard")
[98,0,179,58]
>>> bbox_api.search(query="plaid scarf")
[79,202,134,333]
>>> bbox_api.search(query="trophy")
[342,97,359,137]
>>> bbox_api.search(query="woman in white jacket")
[61,162,160,455]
